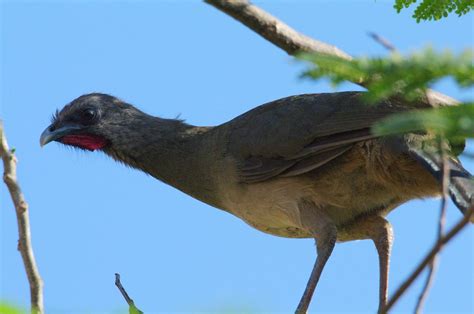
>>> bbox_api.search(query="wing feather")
[280,145,352,177]
[222,92,421,184]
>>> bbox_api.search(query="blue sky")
[1,1,473,313]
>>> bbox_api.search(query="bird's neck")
[103,116,221,207]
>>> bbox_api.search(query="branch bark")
[204,0,458,106]
[0,121,44,314]
[204,0,351,60]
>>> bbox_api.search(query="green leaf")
[0,302,25,314]
[372,103,474,141]
[298,47,474,103]
[394,0,473,22]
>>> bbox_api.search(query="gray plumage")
[40,91,473,313]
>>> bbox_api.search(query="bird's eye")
[82,108,96,121]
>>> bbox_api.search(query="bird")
[40,92,473,313]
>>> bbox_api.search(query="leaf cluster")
[394,0,473,22]
[0,302,24,314]
[373,104,474,146]
[299,48,473,103]
[298,48,474,143]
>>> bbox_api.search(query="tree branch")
[382,206,473,313]
[204,0,458,106]
[204,0,352,60]
[115,273,144,314]
[0,121,44,314]
[414,142,448,314]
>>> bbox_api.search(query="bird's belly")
[230,202,312,238]
[218,174,416,238]
[216,142,440,239]
[220,177,397,239]
[219,179,320,238]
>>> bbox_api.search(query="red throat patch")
[60,134,108,151]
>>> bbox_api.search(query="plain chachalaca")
[40,92,473,313]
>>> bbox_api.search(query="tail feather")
[407,146,474,222]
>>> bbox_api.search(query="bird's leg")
[373,219,393,314]
[295,199,337,314]
[339,215,394,314]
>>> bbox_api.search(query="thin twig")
[367,32,396,52]
[115,273,144,314]
[204,0,458,106]
[0,121,44,314]
[414,140,449,313]
[382,206,473,313]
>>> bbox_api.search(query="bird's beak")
[40,125,82,147]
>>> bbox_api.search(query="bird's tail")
[408,147,474,223]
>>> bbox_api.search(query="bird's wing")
[224,92,415,183]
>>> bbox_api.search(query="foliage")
[0,302,24,314]
[298,48,474,142]
[394,0,473,22]
[299,48,473,103]
[373,103,474,141]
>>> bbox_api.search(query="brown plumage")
[40,91,473,313]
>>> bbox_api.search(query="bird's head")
[40,93,136,151]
